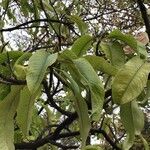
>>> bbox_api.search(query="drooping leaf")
[100,41,125,67]
[73,58,104,121]
[120,100,144,150]
[71,35,93,56]
[112,56,150,105]
[84,55,118,76]
[109,29,137,51]
[26,51,58,93]
[0,84,10,101]
[69,15,88,34]
[17,86,41,136]
[0,85,23,150]
[61,70,90,149]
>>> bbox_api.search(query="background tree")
[0,0,150,150]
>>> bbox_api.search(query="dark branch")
[137,0,150,39]
[0,19,71,32]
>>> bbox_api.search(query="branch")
[0,74,26,85]
[0,19,71,32]
[137,0,150,39]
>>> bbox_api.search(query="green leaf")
[122,133,135,150]
[100,41,125,67]
[17,86,41,136]
[0,84,10,101]
[0,51,24,64]
[139,134,150,150]
[120,100,144,150]
[69,15,88,34]
[26,51,58,93]
[84,55,118,76]
[109,30,137,51]
[73,58,104,121]
[13,52,32,79]
[112,56,150,105]
[84,145,103,150]
[0,85,22,150]
[71,35,93,56]
[61,70,90,149]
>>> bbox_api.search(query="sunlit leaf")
[17,86,41,136]
[84,145,103,150]
[0,85,23,150]
[26,51,58,93]
[112,56,150,104]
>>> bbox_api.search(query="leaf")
[100,41,125,67]
[84,145,103,150]
[109,30,137,51]
[26,51,58,93]
[120,100,144,150]
[17,86,41,136]
[112,56,150,105]
[122,133,135,150]
[84,55,118,76]
[0,51,24,64]
[0,84,10,101]
[61,70,90,149]
[0,85,22,150]
[139,134,150,150]
[69,15,88,34]
[73,58,104,121]
[71,35,93,56]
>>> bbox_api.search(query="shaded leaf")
[100,41,125,67]
[73,58,104,121]
[84,55,118,76]
[109,30,137,51]
[71,35,93,56]
[69,15,88,34]
[120,100,144,150]
[112,56,150,104]
[61,70,90,149]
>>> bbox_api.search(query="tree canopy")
[0,0,150,150]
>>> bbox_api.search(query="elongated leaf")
[73,58,104,121]
[0,51,24,64]
[112,56,150,105]
[69,15,88,34]
[0,84,10,101]
[120,100,144,150]
[139,134,150,150]
[84,55,118,76]
[17,86,41,136]
[109,29,137,51]
[0,85,22,150]
[84,145,103,150]
[61,70,90,149]
[71,35,93,56]
[26,51,58,93]
[100,41,125,67]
